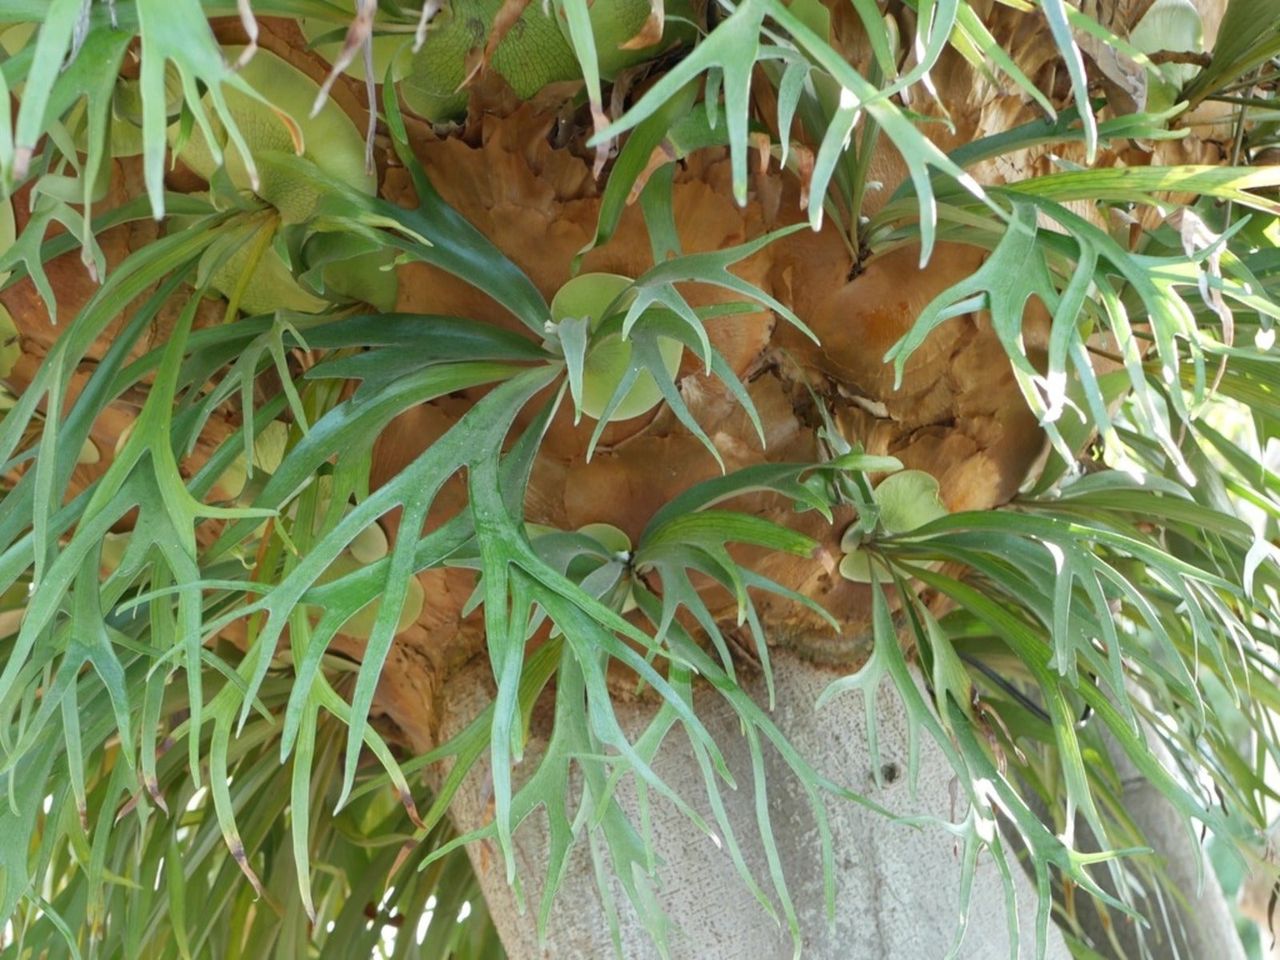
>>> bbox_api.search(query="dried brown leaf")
[750,131,771,175]
[790,142,814,211]
[590,101,613,180]
[311,0,375,116]
[621,0,665,50]
[460,0,533,91]
[627,141,677,203]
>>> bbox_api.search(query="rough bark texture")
[1104,767,1245,960]
[441,648,1071,960]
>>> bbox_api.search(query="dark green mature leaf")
[378,78,550,333]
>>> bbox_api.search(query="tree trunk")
[441,649,1071,959]
[1063,723,1246,960]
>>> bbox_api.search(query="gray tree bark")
[441,649,1071,959]
[1061,723,1247,960]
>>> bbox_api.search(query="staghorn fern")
[0,1,1278,958]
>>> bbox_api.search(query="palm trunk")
[441,649,1070,959]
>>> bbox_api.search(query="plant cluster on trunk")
[1,1,1278,958]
